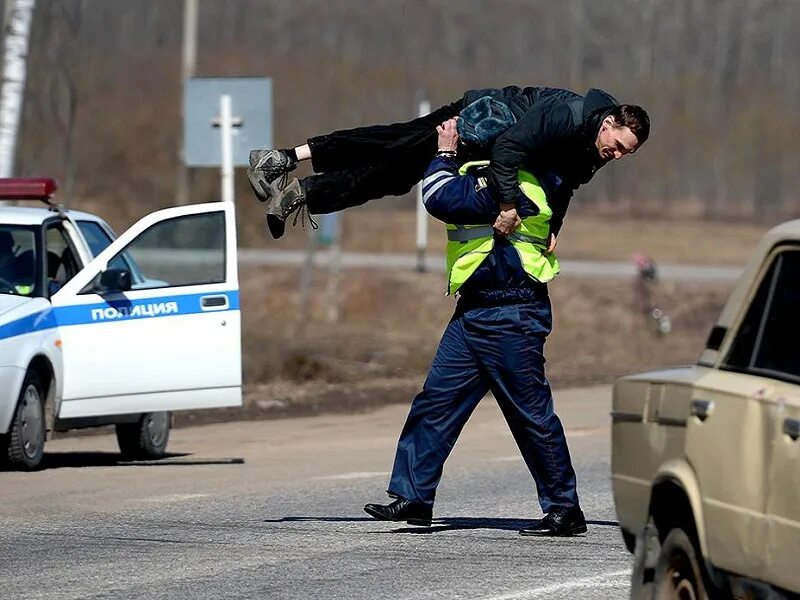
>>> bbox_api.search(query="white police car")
[0,178,242,470]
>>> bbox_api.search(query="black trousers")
[303,100,464,214]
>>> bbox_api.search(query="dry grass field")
[240,265,731,387]
[149,204,773,425]
[223,259,732,424]
[196,207,766,423]
[250,207,769,266]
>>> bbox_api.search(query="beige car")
[611,220,800,599]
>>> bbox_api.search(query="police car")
[0,178,242,470]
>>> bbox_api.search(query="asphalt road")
[0,386,632,600]
[239,248,743,282]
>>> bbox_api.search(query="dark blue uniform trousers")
[387,298,579,513]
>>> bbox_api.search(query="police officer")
[363,119,585,537]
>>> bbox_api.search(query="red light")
[0,177,58,200]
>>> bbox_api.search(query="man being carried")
[362,119,585,537]
[248,86,649,239]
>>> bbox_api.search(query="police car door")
[50,202,241,418]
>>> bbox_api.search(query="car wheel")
[115,412,171,460]
[653,528,708,600]
[3,370,46,470]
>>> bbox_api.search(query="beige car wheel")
[653,528,708,600]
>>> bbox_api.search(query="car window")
[101,212,225,289]
[46,224,80,292]
[0,225,37,296]
[725,249,800,381]
[76,220,131,273]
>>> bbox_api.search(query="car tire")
[115,412,170,460]
[2,370,46,470]
[653,528,708,600]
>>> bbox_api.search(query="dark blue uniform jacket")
[422,156,555,306]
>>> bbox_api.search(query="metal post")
[176,0,198,205]
[325,215,342,322]
[297,224,317,330]
[219,94,234,203]
[415,99,431,272]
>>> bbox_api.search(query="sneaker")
[246,149,296,203]
[265,178,313,239]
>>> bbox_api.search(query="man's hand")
[546,232,557,254]
[494,202,521,235]
[436,118,459,152]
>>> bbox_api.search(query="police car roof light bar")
[0,177,59,204]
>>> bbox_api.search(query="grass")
[240,264,731,392]
[251,207,770,267]
[239,208,755,403]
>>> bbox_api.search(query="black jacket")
[462,87,619,234]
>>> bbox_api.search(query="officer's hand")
[546,232,557,254]
[436,118,459,152]
[494,203,521,235]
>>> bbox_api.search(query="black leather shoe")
[364,498,432,526]
[519,507,587,537]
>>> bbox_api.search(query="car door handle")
[784,418,800,441]
[691,399,713,422]
[201,294,228,310]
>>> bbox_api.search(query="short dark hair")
[610,104,650,144]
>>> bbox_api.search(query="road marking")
[479,570,632,600]
[312,471,387,481]
[141,493,210,503]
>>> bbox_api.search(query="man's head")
[595,104,650,162]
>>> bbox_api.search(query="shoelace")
[291,203,318,231]
[277,154,299,189]
[275,169,289,192]
[261,153,293,191]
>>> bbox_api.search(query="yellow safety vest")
[446,161,560,295]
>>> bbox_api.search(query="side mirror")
[98,268,132,292]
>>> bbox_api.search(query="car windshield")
[0,225,38,297]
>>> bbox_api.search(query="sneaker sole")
[247,168,275,203]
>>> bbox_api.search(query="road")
[0,386,632,600]
[239,248,743,282]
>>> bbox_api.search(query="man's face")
[595,116,640,162]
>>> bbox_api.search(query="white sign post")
[415,99,431,272]
[219,94,235,203]
[209,94,242,203]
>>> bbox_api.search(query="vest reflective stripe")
[507,231,550,246]
[449,227,550,246]
[446,162,560,295]
[447,225,495,242]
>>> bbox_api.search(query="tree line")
[3,0,798,232]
